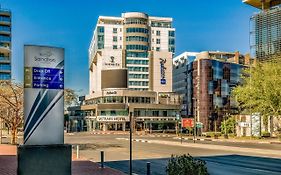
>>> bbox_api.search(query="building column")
[115,123,118,131]
[103,123,107,131]
[122,123,126,131]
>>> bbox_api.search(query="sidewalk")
[0,144,125,175]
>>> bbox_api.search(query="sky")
[1,0,257,95]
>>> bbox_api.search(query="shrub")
[205,132,222,138]
[166,154,209,175]
[261,131,271,137]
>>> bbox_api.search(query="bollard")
[76,145,79,159]
[147,162,151,175]
[101,151,104,168]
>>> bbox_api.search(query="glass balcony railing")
[0,56,10,62]
[0,64,11,71]
[0,16,11,23]
[0,36,11,42]
[0,26,10,32]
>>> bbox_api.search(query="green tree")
[220,116,236,135]
[233,58,281,132]
[64,88,79,110]
[0,81,23,144]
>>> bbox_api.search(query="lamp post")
[126,103,133,175]
[192,97,197,143]
[129,111,133,175]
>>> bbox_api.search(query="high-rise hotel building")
[68,12,180,132]
[244,0,281,60]
[0,7,11,80]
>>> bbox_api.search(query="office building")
[173,51,250,132]
[173,52,198,117]
[68,12,180,132]
[0,7,11,80]
[244,0,281,60]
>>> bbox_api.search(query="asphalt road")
[63,132,281,175]
[106,155,281,175]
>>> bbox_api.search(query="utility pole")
[129,111,133,175]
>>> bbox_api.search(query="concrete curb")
[173,137,281,144]
[116,138,151,143]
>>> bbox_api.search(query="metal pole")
[101,151,104,168]
[147,162,151,175]
[129,112,132,175]
[76,145,79,159]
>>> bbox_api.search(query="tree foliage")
[0,81,23,144]
[233,59,281,118]
[220,116,236,134]
[166,154,208,175]
[64,88,78,109]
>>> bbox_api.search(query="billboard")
[24,45,64,145]
[101,69,128,89]
[182,118,194,128]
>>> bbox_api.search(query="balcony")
[0,56,10,63]
[0,26,11,34]
[0,16,11,25]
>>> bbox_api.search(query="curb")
[116,138,151,143]
[174,137,277,144]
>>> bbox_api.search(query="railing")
[0,26,10,32]
[0,56,9,61]
[0,16,11,23]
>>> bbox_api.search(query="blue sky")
[1,0,257,95]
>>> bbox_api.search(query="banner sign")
[24,45,64,145]
[182,118,194,128]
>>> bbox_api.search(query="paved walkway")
[0,144,125,175]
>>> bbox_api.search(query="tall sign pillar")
[18,45,71,175]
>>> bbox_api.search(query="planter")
[214,135,219,139]
[224,134,228,139]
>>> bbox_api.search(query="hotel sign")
[24,45,64,145]
[160,58,167,84]
[97,116,129,122]
[104,56,120,67]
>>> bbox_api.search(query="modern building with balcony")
[67,12,180,132]
[173,52,198,117]
[244,0,281,60]
[173,51,251,132]
[0,7,11,80]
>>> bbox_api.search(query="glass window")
[113,28,118,33]
[156,47,160,51]
[156,39,161,44]
[169,31,175,37]
[156,30,161,36]
[113,36,117,42]
[113,45,118,49]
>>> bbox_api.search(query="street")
[64,132,281,175]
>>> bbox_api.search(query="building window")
[120,28,122,32]
[97,26,104,33]
[156,47,160,51]
[113,28,118,33]
[156,39,161,44]
[156,30,160,36]
[120,45,122,49]
[113,45,118,49]
[120,37,122,40]
[126,28,149,33]
[169,31,175,37]
[113,36,117,42]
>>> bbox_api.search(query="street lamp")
[126,103,133,175]
[192,97,197,143]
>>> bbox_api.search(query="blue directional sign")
[32,67,64,89]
